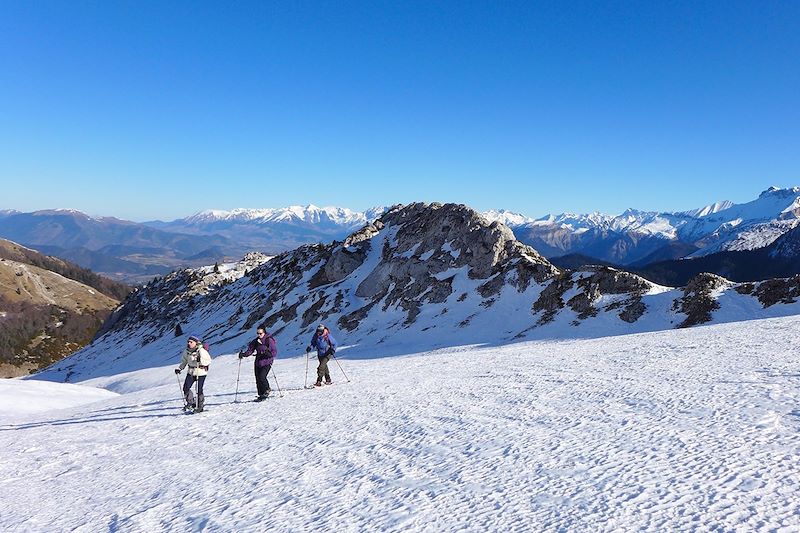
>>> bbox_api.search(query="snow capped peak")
[481,209,534,227]
[194,209,232,219]
[181,205,387,228]
[759,186,800,199]
[678,200,734,218]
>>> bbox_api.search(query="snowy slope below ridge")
[5,316,800,531]
[34,203,800,385]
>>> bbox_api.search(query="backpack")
[265,333,278,358]
[202,341,211,356]
[316,328,331,347]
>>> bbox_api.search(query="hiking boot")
[324,379,332,385]
[314,380,322,387]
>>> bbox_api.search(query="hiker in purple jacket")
[306,324,337,387]
[239,326,278,401]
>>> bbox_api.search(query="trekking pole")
[271,367,284,398]
[234,357,242,403]
[176,371,187,409]
[331,353,351,383]
[195,373,200,411]
[304,350,309,388]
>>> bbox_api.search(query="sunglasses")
[257,332,266,336]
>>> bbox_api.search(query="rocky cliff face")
[36,203,800,383]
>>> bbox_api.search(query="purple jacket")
[245,335,277,367]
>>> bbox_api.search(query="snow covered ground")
[3,316,800,531]
[0,379,118,415]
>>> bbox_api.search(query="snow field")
[0,380,118,415]
[2,316,800,531]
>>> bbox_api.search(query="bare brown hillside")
[0,251,121,377]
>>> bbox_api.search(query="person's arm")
[199,348,212,367]
[175,350,188,373]
[240,340,255,358]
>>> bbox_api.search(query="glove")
[306,347,311,353]
[238,351,247,359]
[174,368,181,375]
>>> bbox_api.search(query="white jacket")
[179,347,212,377]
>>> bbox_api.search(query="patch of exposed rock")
[751,275,800,308]
[533,266,652,324]
[672,272,729,328]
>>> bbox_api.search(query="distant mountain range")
[486,186,800,267]
[0,206,387,283]
[145,205,388,249]
[2,188,799,285]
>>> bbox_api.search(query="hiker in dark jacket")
[239,326,277,401]
[306,324,337,387]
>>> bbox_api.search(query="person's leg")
[318,355,331,384]
[183,374,196,406]
[316,356,325,385]
[196,375,206,411]
[255,364,270,397]
[254,363,262,396]
[263,364,272,393]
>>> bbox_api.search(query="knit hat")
[316,324,326,332]
[188,335,202,343]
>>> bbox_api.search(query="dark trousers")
[183,374,206,408]
[317,355,331,383]
[255,363,272,397]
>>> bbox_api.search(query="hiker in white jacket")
[175,335,211,411]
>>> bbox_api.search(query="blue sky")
[1,1,798,221]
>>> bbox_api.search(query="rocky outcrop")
[752,276,800,308]
[672,273,728,328]
[340,203,560,327]
[532,267,651,325]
